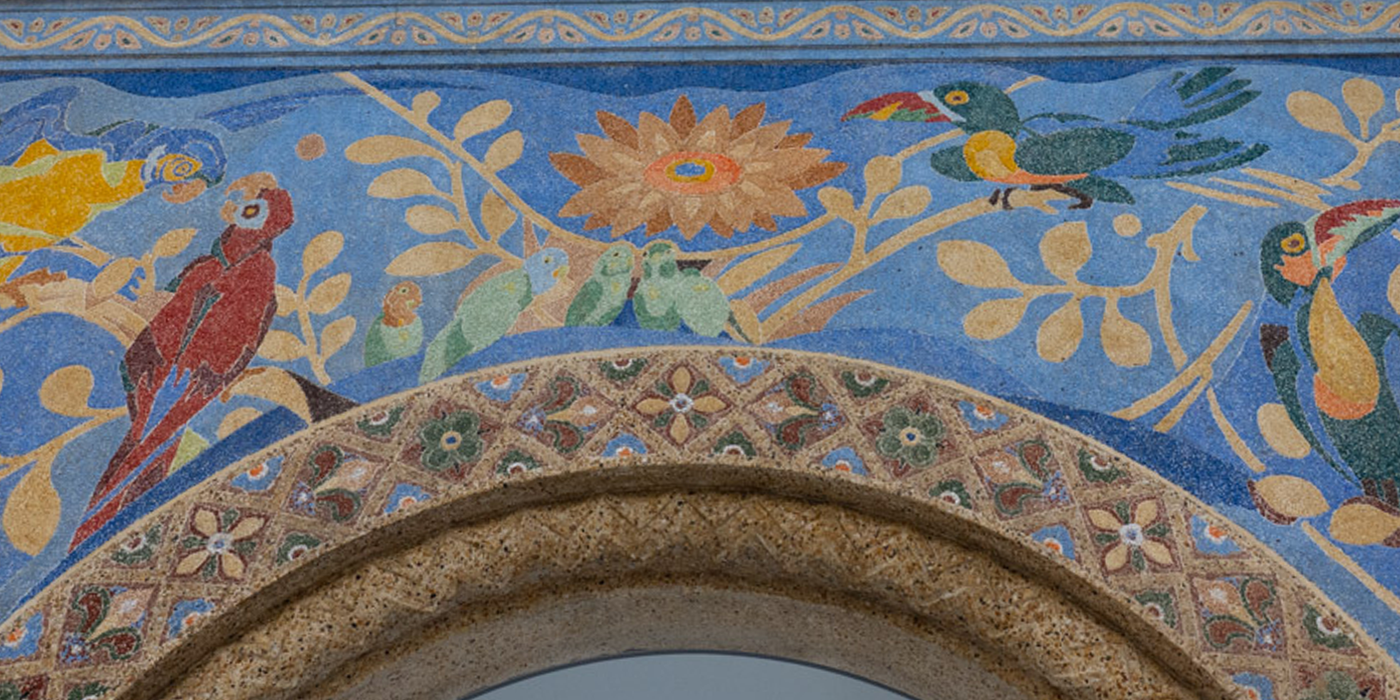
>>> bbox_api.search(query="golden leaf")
[817,187,856,220]
[345,135,442,164]
[1112,214,1141,238]
[1388,263,1400,317]
[222,367,311,422]
[768,290,872,342]
[863,155,902,197]
[1256,403,1311,458]
[1342,78,1384,136]
[40,365,93,417]
[937,241,1018,288]
[482,130,524,172]
[217,406,263,439]
[88,258,141,301]
[152,228,198,258]
[410,90,441,117]
[454,99,512,142]
[480,191,517,238]
[1037,297,1083,363]
[367,168,442,199]
[872,186,932,223]
[3,456,58,556]
[1330,500,1400,545]
[405,204,458,235]
[302,230,344,277]
[258,329,306,362]
[1100,298,1151,367]
[729,299,763,344]
[274,284,298,317]
[963,296,1027,340]
[319,317,357,359]
[717,244,801,296]
[1251,475,1328,518]
[386,241,478,276]
[744,263,839,314]
[1039,221,1091,282]
[306,273,352,315]
[1287,91,1349,136]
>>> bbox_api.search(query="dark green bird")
[1258,199,1400,507]
[566,243,634,327]
[844,67,1268,209]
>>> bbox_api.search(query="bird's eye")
[1280,232,1306,254]
[944,90,970,106]
[543,257,553,264]
[235,198,270,229]
[397,287,408,294]
[242,204,260,218]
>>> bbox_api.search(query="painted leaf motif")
[768,290,871,341]
[454,99,512,142]
[306,273,351,315]
[3,456,59,556]
[302,230,343,277]
[40,365,93,417]
[345,135,443,164]
[1040,221,1091,282]
[717,244,801,296]
[482,130,524,171]
[259,330,306,362]
[1330,500,1400,545]
[938,241,1018,288]
[729,299,764,344]
[1342,78,1384,133]
[1037,298,1083,363]
[274,284,298,317]
[1287,91,1348,136]
[1100,298,1151,367]
[89,258,141,301]
[405,205,458,235]
[744,263,839,314]
[1251,475,1327,518]
[817,187,856,220]
[410,90,441,117]
[963,297,1027,340]
[1256,403,1311,458]
[367,168,441,199]
[222,368,312,422]
[217,406,263,439]
[480,191,517,238]
[152,228,198,258]
[872,186,931,223]
[320,317,357,359]
[863,155,902,196]
[386,242,478,276]
[1388,263,1400,317]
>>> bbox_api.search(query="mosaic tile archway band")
[0,349,1393,698]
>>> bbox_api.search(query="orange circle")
[644,151,742,195]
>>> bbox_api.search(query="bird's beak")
[226,172,279,201]
[842,91,953,123]
[554,265,570,280]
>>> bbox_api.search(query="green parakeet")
[364,281,424,368]
[565,243,633,327]
[634,240,732,337]
[419,248,569,383]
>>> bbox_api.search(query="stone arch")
[5,349,1395,699]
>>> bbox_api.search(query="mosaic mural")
[1,6,1400,692]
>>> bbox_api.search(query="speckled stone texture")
[1,348,1394,699]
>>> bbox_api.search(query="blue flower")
[820,447,868,476]
[383,483,433,515]
[229,456,283,493]
[166,599,215,640]
[475,373,527,402]
[1190,514,1241,556]
[0,611,42,660]
[718,356,769,385]
[958,401,1008,434]
[1031,524,1076,561]
[602,433,648,458]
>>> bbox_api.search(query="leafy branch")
[259,230,356,385]
[1287,77,1400,190]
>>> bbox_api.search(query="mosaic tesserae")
[1,2,1400,698]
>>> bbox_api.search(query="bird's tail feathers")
[71,432,181,552]
[1128,138,1268,179]
[1071,175,1135,204]
[1125,67,1261,131]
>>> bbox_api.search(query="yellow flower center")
[645,150,741,195]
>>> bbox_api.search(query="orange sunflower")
[550,95,846,240]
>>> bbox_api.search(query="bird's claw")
[225,172,279,200]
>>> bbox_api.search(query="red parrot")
[71,172,295,551]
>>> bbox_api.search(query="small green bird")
[844,67,1267,209]
[565,243,634,327]
[364,281,423,368]
[419,248,569,383]
[634,240,732,337]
